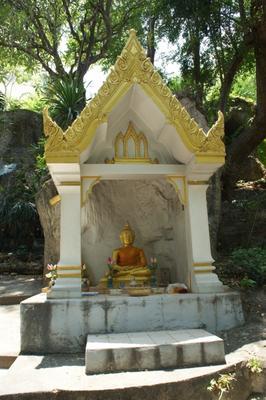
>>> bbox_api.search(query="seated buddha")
[99,223,151,288]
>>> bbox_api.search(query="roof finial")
[129,29,137,37]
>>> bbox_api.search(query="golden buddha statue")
[100,223,151,288]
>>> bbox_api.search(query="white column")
[47,184,82,298]
[186,182,224,293]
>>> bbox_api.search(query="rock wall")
[0,109,42,165]
[35,179,60,275]
[218,186,266,252]
[81,179,186,285]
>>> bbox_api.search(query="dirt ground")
[220,287,266,353]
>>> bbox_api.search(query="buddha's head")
[120,222,135,247]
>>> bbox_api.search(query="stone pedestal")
[20,292,244,354]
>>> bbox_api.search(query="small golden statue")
[100,223,151,288]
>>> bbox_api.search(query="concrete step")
[85,329,225,374]
[0,305,20,368]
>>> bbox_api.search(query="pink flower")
[47,264,57,271]
[107,257,115,265]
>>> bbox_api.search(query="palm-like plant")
[0,169,40,252]
[44,76,86,130]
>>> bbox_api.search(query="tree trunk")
[222,2,266,198]
[147,17,156,64]
[191,29,203,107]
[219,48,246,113]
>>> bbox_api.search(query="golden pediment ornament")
[43,29,225,164]
[105,121,159,164]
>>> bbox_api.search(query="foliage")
[0,0,141,82]
[30,137,49,187]
[207,373,236,399]
[0,168,41,252]
[167,76,193,96]
[239,277,256,288]
[246,358,263,374]
[4,94,45,112]
[230,247,266,286]
[43,76,86,130]
[231,70,256,103]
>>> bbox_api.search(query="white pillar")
[186,182,224,293]
[47,184,82,298]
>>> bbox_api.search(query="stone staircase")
[85,329,225,374]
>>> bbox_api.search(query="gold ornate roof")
[43,30,225,164]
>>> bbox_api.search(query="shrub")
[230,247,266,286]
[0,169,41,251]
[44,76,86,130]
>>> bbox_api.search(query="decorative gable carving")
[44,30,225,164]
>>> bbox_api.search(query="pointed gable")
[44,30,225,164]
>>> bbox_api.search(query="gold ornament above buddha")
[99,223,151,288]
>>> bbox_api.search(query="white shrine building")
[43,30,226,298]
[20,31,243,356]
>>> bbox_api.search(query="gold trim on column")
[49,195,61,206]
[188,180,209,185]
[57,266,81,271]
[81,176,101,206]
[59,181,81,186]
[57,273,81,278]
[167,175,187,205]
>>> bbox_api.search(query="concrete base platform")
[85,329,225,373]
[1,341,265,400]
[21,291,244,354]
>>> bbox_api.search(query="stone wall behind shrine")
[81,179,188,285]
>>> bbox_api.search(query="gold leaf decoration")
[44,29,225,163]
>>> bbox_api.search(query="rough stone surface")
[218,187,266,251]
[20,292,244,354]
[207,170,222,257]
[82,179,185,284]
[35,179,60,273]
[178,96,209,133]
[236,156,266,182]
[85,329,225,373]
[0,109,42,165]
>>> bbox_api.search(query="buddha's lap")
[113,268,151,277]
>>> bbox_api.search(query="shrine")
[20,31,244,362]
[43,29,226,297]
